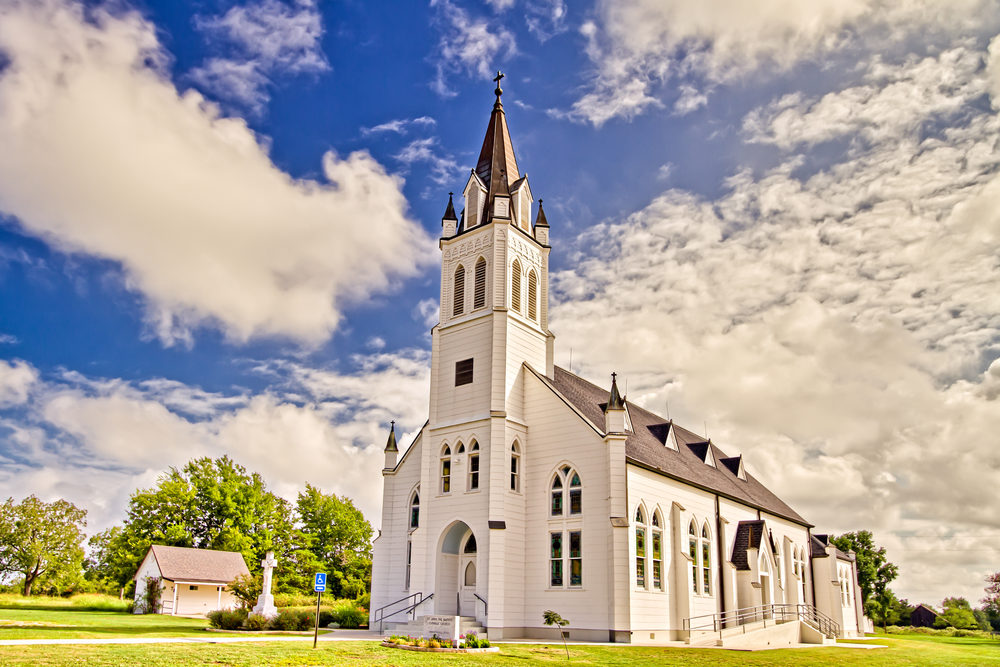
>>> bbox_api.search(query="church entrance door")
[436,521,478,619]
[458,533,477,617]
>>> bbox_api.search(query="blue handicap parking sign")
[314,572,327,592]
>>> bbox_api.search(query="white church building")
[370,78,867,644]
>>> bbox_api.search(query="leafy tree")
[830,530,898,629]
[83,526,137,598]
[0,495,87,595]
[934,597,978,630]
[295,484,373,598]
[113,456,295,591]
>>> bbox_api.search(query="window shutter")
[528,270,537,320]
[511,260,521,313]
[453,265,465,316]
[474,258,487,309]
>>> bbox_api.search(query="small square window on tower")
[455,358,474,386]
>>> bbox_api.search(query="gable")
[543,365,811,527]
[146,545,250,583]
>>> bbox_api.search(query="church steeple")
[475,71,520,223]
[383,420,398,470]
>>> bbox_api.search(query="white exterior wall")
[133,552,162,613]
[520,371,616,638]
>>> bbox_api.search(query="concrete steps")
[386,615,486,638]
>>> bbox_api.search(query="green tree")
[934,597,978,630]
[0,495,87,596]
[830,530,899,629]
[982,571,1000,631]
[295,484,373,598]
[83,526,136,598]
[542,610,571,659]
[114,456,294,590]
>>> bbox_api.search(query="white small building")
[369,80,870,644]
[133,545,250,616]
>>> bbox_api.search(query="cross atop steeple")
[493,70,504,103]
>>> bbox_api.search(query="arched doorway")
[759,554,772,617]
[436,521,480,620]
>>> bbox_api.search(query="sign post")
[313,572,327,649]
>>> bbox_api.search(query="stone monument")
[251,550,278,618]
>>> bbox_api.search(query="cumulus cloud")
[0,0,434,346]
[552,41,1000,602]
[0,359,37,407]
[526,0,568,42]
[394,137,462,186]
[430,0,516,97]
[0,352,430,532]
[191,0,329,110]
[567,0,998,125]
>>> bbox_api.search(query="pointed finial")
[443,192,457,221]
[535,198,549,227]
[384,421,398,453]
[493,70,504,105]
[607,372,624,411]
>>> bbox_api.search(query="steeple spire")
[384,420,398,453]
[534,198,549,228]
[475,71,520,223]
[443,192,457,220]
[607,372,625,411]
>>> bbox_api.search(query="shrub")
[318,610,334,627]
[244,613,269,631]
[207,608,248,630]
[427,638,441,648]
[273,592,315,608]
[270,608,315,631]
[329,600,365,629]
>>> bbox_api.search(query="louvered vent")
[511,259,522,313]
[474,257,487,309]
[528,270,537,321]
[453,265,465,316]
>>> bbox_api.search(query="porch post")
[171,582,178,615]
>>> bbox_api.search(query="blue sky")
[1,0,999,605]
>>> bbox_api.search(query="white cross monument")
[252,550,279,618]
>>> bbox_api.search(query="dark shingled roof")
[534,199,549,228]
[731,520,767,570]
[442,193,457,221]
[141,545,250,584]
[544,366,811,527]
[811,533,854,561]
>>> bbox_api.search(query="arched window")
[440,445,451,493]
[701,523,712,595]
[635,506,647,588]
[511,259,522,313]
[468,441,480,490]
[527,270,537,321]
[457,442,465,454]
[464,534,477,553]
[550,474,563,516]
[549,465,584,589]
[409,488,420,530]
[510,441,520,492]
[453,265,465,316]
[651,510,663,590]
[688,520,698,593]
[473,257,487,309]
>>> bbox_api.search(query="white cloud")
[0,333,18,345]
[414,298,439,329]
[191,0,329,109]
[567,0,998,126]
[552,41,1000,602]
[988,33,1000,108]
[0,359,37,407]
[361,116,436,137]
[0,0,434,346]
[485,0,515,11]
[430,0,516,97]
[0,351,431,532]
[394,137,461,186]
[526,0,568,42]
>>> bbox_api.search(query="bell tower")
[429,72,554,427]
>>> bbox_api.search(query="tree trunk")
[23,560,41,596]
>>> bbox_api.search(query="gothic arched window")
[511,259,522,313]
[688,520,698,593]
[453,264,465,317]
[701,523,712,594]
[473,257,487,309]
[549,464,583,589]
[440,445,451,494]
[652,510,663,590]
[635,505,647,588]
[510,441,520,492]
[527,269,537,321]
[468,441,480,490]
[409,488,420,530]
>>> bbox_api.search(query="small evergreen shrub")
[270,608,313,631]
[207,608,247,630]
[330,601,365,628]
[244,613,269,631]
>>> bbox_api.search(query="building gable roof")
[546,365,810,526]
[731,520,768,570]
[140,545,250,584]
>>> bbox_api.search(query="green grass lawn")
[0,612,997,665]
[0,636,998,667]
[0,608,235,640]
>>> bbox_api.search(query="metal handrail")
[374,592,435,633]
[473,592,488,618]
[683,603,840,640]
